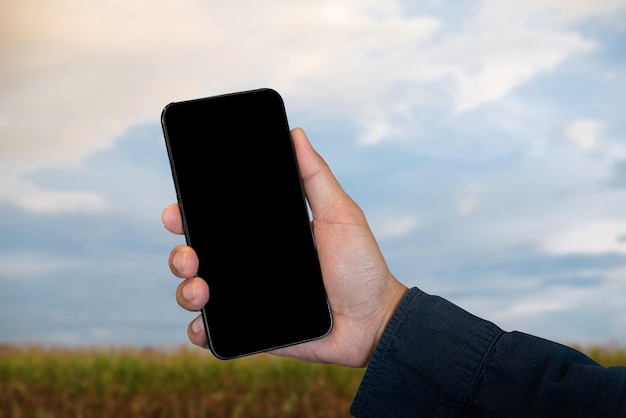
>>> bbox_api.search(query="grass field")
[0,344,364,418]
[1,343,625,418]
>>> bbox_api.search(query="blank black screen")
[161,88,332,359]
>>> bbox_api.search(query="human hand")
[162,128,407,368]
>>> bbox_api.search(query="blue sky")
[1,0,626,348]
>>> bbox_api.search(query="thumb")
[291,128,364,224]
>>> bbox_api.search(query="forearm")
[351,287,626,417]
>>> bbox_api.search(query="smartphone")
[161,88,332,359]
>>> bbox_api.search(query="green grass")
[1,343,624,418]
[0,345,363,418]
[570,342,626,367]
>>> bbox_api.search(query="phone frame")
[161,88,333,359]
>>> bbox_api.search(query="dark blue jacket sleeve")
[350,287,626,417]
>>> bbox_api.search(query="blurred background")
[1,0,626,349]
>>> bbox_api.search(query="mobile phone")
[161,88,332,359]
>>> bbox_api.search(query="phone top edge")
[162,88,282,110]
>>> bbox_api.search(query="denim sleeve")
[350,287,626,417]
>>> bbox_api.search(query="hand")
[162,128,408,368]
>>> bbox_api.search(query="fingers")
[188,315,209,349]
[178,277,210,349]
[162,203,184,235]
[176,276,209,311]
[168,245,199,278]
[171,248,209,349]
[162,203,208,348]
[170,244,207,310]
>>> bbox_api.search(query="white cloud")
[356,103,412,146]
[372,215,419,240]
[18,187,106,214]
[456,183,488,216]
[2,0,624,212]
[0,178,106,213]
[0,252,72,277]
[476,0,626,28]
[451,266,626,343]
[501,299,571,317]
[542,220,626,255]
[563,119,604,151]
[0,0,442,211]
[357,110,396,146]
[445,30,594,112]
[439,0,626,112]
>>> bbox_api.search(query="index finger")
[162,203,184,235]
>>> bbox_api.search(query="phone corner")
[259,87,284,102]
[160,102,176,125]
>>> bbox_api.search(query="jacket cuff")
[350,287,503,417]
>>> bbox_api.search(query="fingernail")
[173,250,185,272]
[182,282,195,301]
[191,317,203,334]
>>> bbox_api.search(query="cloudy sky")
[1,0,626,348]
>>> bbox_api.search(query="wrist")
[368,278,409,364]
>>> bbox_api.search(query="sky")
[1,0,626,348]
